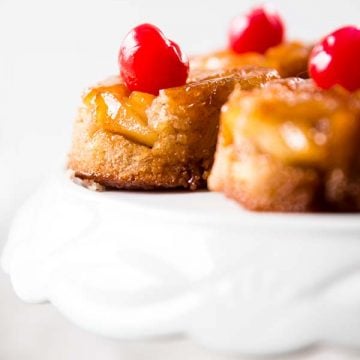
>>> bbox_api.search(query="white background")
[1,0,360,359]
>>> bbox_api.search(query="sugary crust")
[209,79,360,212]
[68,67,279,190]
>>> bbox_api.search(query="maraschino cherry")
[309,26,360,92]
[119,23,189,96]
[229,5,285,54]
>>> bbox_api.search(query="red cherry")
[119,23,189,95]
[309,26,360,92]
[229,5,285,54]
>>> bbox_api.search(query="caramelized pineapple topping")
[190,42,311,79]
[84,78,157,147]
[222,79,360,169]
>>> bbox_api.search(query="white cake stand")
[2,172,360,356]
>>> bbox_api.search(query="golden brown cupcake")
[191,42,312,79]
[68,67,279,190]
[208,78,360,211]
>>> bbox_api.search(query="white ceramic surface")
[2,173,360,356]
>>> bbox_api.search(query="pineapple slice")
[265,42,312,78]
[190,42,311,79]
[222,79,359,168]
[84,80,157,147]
[190,50,267,74]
